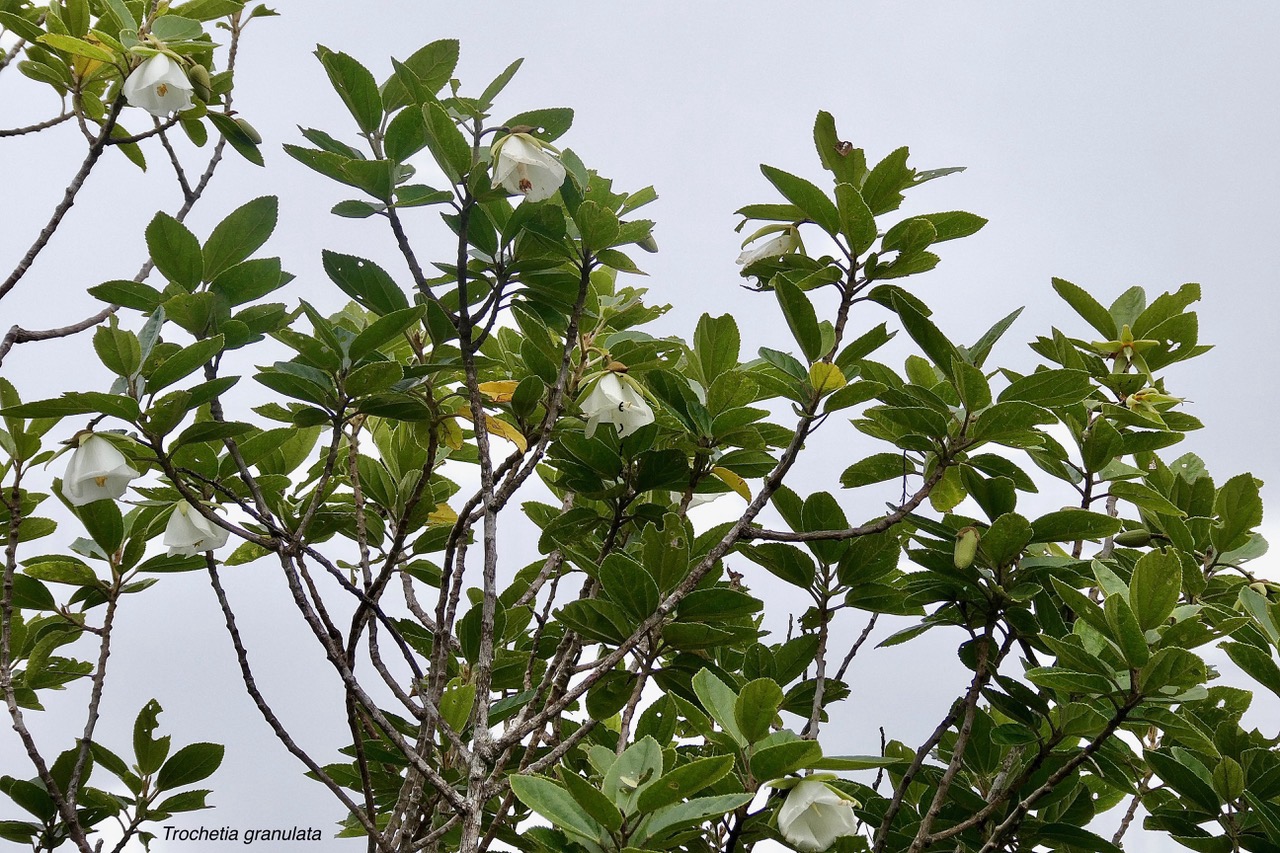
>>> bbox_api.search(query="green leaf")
[382,39,458,109]
[1237,586,1280,647]
[133,699,170,776]
[952,358,991,411]
[861,146,912,214]
[823,380,884,413]
[603,736,664,812]
[88,279,164,312]
[208,257,287,306]
[206,113,264,166]
[694,313,740,385]
[840,452,908,488]
[156,742,223,791]
[146,212,203,290]
[998,369,1094,408]
[739,544,815,589]
[9,575,57,611]
[94,325,141,377]
[76,499,123,552]
[882,217,936,256]
[635,755,734,813]
[1222,643,1280,700]
[734,678,783,743]
[1110,481,1184,518]
[349,305,425,362]
[202,196,278,281]
[23,559,97,586]
[147,335,225,395]
[574,201,620,251]
[0,392,138,423]
[969,401,1054,443]
[422,101,472,183]
[1029,509,1122,544]
[1213,473,1262,554]
[321,251,409,315]
[892,293,958,379]
[149,14,202,41]
[509,776,603,845]
[981,512,1033,567]
[1037,823,1122,853]
[505,107,575,143]
[102,0,139,30]
[478,57,523,108]
[174,420,253,448]
[637,793,754,845]
[1104,594,1150,668]
[1052,277,1116,339]
[1126,547,1181,631]
[760,164,840,235]
[749,739,823,780]
[834,183,876,254]
[774,278,822,363]
[383,103,428,162]
[1144,749,1220,813]
[558,769,622,833]
[316,46,382,135]
[919,210,987,242]
[37,33,114,62]
[691,669,745,746]
[1025,667,1116,696]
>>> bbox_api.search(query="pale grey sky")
[2,4,1278,852]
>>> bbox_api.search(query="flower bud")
[1113,529,1154,548]
[234,117,262,144]
[188,63,213,102]
[954,526,979,570]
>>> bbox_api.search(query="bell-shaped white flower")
[491,132,566,203]
[580,373,655,439]
[163,500,230,556]
[63,433,140,507]
[737,226,801,266]
[122,54,194,117]
[777,779,859,852]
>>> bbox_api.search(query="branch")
[973,695,1142,853]
[906,628,1004,853]
[204,558,389,848]
[0,96,125,304]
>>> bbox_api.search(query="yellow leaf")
[428,503,458,526]
[437,417,463,451]
[455,409,528,454]
[711,466,751,502]
[478,380,520,403]
[808,362,846,396]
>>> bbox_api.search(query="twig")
[0,112,74,136]
[834,614,878,682]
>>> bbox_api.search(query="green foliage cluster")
[0,4,1277,853]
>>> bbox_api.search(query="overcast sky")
[3,3,1279,852]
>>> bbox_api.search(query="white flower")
[737,227,801,266]
[777,780,859,852]
[580,373,655,439]
[491,132,566,203]
[163,500,230,556]
[122,54,194,117]
[63,433,140,507]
